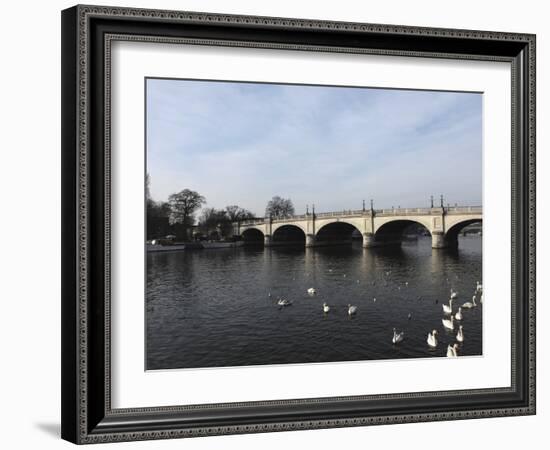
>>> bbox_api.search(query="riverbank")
[147,241,244,252]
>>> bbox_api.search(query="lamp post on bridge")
[440,194,444,208]
[305,203,317,247]
[362,199,365,212]
[363,199,376,248]
[430,195,434,208]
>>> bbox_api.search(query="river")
[146,236,482,370]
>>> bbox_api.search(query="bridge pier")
[431,231,447,249]
[305,234,316,248]
[362,232,377,248]
[264,234,272,247]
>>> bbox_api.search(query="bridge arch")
[445,218,482,247]
[272,224,306,246]
[315,221,362,246]
[374,219,432,246]
[241,227,264,245]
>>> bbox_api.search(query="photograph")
[56,2,536,445]
[145,78,484,370]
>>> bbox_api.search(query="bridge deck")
[239,206,482,226]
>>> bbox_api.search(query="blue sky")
[146,78,482,216]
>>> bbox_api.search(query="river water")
[146,236,482,370]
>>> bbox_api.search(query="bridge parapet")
[238,206,482,226]
[239,218,266,226]
[445,206,482,214]
[272,214,307,222]
[377,207,433,215]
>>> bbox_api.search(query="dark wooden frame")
[61,4,536,444]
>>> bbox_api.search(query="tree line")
[147,175,295,242]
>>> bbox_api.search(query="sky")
[146,78,482,217]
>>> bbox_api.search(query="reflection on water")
[146,236,482,370]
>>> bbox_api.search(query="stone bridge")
[233,206,482,249]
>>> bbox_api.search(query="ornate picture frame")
[61,5,536,444]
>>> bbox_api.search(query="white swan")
[307,288,317,295]
[392,328,404,344]
[277,298,292,306]
[442,316,454,331]
[442,298,453,315]
[456,325,464,343]
[450,289,458,299]
[348,304,357,316]
[427,330,438,348]
[323,302,330,314]
[446,343,459,357]
[476,281,483,293]
[461,295,477,309]
[455,307,463,321]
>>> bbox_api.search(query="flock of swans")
[439,283,483,357]
[272,274,482,358]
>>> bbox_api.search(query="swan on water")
[323,303,330,314]
[476,281,483,293]
[307,288,317,295]
[446,343,459,357]
[427,330,438,348]
[456,325,464,343]
[461,295,477,309]
[442,298,453,315]
[442,316,455,331]
[392,328,404,344]
[348,304,357,316]
[455,307,463,321]
[450,289,458,299]
[277,298,292,306]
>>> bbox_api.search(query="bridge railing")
[239,218,266,226]
[271,214,308,222]
[377,207,433,215]
[236,206,482,226]
[445,206,482,213]
[315,209,365,218]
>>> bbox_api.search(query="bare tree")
[265,196,295,219]
[225,205,254,222]
[198,208,231,239]
[168,189,206,240]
